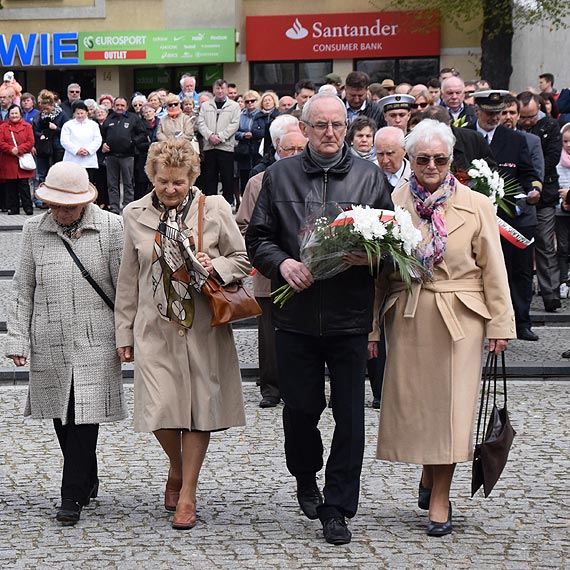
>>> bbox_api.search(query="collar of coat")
[301,142,353,175]
[125,187,203,232]
[38,203,105,236]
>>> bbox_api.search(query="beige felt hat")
[35,162,98,206]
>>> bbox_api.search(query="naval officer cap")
[472,90,510,112]
[378,94,415,113]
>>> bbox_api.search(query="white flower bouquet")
[271,205,426,307]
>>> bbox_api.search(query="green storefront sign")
[78,29,235,65]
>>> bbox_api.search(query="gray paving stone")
[0,381,568,569]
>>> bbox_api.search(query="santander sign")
[247,11,440,61]
[286,17,398,41]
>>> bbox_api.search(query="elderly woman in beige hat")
[5,162,126,527]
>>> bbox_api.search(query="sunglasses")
[167,102,180,107]
[415,155,451,166]
[69,90,80,94]
[244,99,257,104]
[411,102,429,109]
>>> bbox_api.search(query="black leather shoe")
[56,499,82,525]
[517,328,539,341]
[427,504,452,537]
[296,478,323,520]
[25,209,33,215]
[372,398,381,409]
[259,396,280,408]
[7,210,19,215]
[562,349,570,359]
[544,298,561,312]
[418,481,431,510]
[322,516,352,545]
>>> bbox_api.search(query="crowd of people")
[2,65,568,544]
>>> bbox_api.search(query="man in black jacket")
[246,93,392,546]
[343,71,384,128]
[517,91,563,312]
[101,97,148,214]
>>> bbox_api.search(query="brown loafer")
[165,476,182,512]
[172,502,197,530]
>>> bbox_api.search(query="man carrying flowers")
[246,92,393,545]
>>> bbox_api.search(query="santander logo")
[285,18,309,40]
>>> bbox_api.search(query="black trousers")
[53,385,99,504]
[367,325,386,401]
[5,178,33,213]
[501,225,535,331]
[202,149,235,205]
[275,330,368,520]
[257,297,280,400]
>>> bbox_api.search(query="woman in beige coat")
[115,139,250,530]
[374,120,516,536]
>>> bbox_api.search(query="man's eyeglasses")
[167,102,180,107]
[303,120,347,133]
[280,145,306,153]
[244,99,257,104]
[414,155,451,166]
[411,102,429,110]
[520,113,538,120]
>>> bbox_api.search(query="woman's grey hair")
[83,98,97,110]
[132,94,147,106]
[301,92,347,123]
[405,119,456,157]
[269,115,300,147]
[95,105,109,115]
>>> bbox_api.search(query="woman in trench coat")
[5,161,126,526]
[374,119,516,536]
[115,139,250,530]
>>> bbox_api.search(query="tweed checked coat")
[114,190,249,433]
[376,182,516,465]
[5,204,127,425]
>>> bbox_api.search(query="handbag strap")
[475,351,494,445]
[197,194,205,252]
[10,130,17,148]
[60,238,115,310]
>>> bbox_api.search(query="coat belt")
[389,279,484,342]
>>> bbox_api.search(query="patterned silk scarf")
[151,190,206,329]
[409,171,456,273]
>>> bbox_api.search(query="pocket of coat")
[456,292,492,320]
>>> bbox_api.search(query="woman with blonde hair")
[409,88,433,112]
[256,91,280,159]
[235,89,264,192]
[156,93,194,144]
[115,139,250,530]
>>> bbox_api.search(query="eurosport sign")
[246,11,440,61]
[0,29,236,66]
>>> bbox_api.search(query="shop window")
[356,58,439,86]
[133,65,224,96]
[250,61,332,97]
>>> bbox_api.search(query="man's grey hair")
[269,115,300,147]
[67,83,81,92]
[179,74,195,88]
[301,92,347,123]
[441,76,465,92]
[405,119,456,158]
[374,126,405,147]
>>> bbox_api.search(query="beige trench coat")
[376,181,516,465]
[115,190,250,432]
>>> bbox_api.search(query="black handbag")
[36,136,53,158]
[471,351,516,498]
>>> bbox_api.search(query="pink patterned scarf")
[409,172,456,272]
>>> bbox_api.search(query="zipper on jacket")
[319,171,329,336]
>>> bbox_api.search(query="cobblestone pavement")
[0,382,568,569]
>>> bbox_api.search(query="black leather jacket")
[246,144,393,336]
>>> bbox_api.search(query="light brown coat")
[115,190,250,432]
[377,182,516,465]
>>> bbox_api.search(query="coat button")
[178,329,185,337]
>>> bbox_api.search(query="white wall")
[511,16,570,93]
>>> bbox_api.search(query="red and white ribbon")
[497,217,534,249]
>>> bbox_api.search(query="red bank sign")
[246,11,440,61]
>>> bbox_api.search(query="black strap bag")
[471,351,516,498]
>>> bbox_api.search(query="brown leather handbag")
[198,194,262,327]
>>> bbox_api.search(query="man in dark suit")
[472,90,542,340]
[440,76,477,127]
[517,91,563,312]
